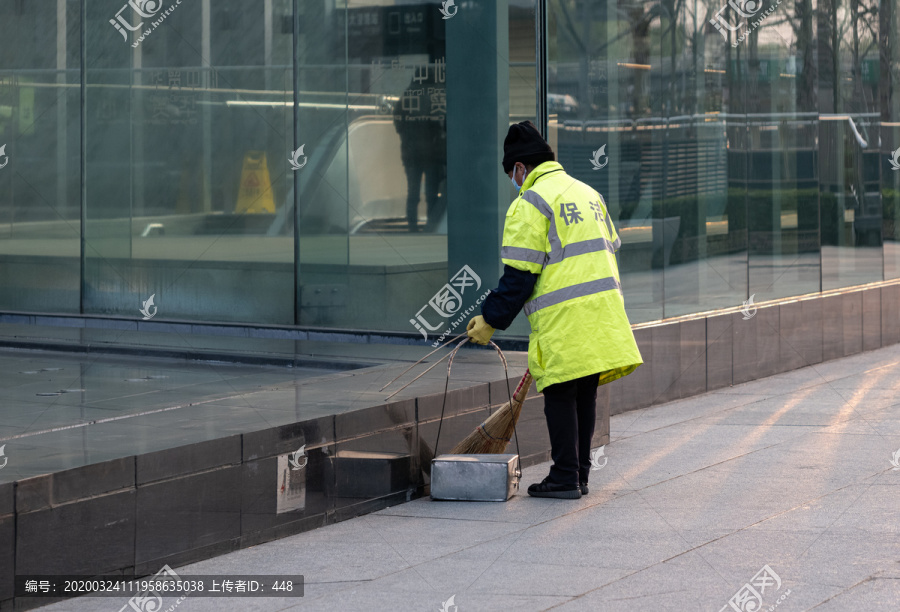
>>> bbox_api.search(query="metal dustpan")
[427,339,523,502]
[431,453,521,502]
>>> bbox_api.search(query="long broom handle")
[383,351,452,400]
[379,332,467,392]
[384,330,496,401]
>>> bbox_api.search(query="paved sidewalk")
[44,345,900,611]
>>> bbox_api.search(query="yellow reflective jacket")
[502,161,642,392]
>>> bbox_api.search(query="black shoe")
[527,477,582,499]
[580,482,589,495]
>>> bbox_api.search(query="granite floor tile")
[808,577,900,612]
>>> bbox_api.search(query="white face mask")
[511,166,524,191]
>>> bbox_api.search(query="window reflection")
[548,0,892,323]
[0,4,81,313]
[394,67,447,233]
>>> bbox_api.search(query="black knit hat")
[502,121,555,173]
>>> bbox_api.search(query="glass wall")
[887,1,900,281]
[84,0,295,323]
[549,0,898,324]
[300,0,537,334]
[0,0,81,313]
[0,0,899,334]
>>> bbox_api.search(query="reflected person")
[393,73,447,232]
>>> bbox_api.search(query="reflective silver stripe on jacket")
[523,276,622,316]
[501,246,547,266]
[521,190,561,254]
[603,213,616,243]
[545,237,618,266]
[516,188,623,269]
[598,195,618,248]
[521,189,552,218]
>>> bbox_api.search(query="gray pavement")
[42,344,900,611]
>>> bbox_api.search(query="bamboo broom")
[449,369,532,454]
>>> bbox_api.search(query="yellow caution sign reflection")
[235,151,276,213]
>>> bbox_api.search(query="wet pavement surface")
[0,350,339,482]
[0,343,527,484]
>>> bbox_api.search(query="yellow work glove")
[466,315,495,345]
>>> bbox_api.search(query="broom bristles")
[449,371,532,454]
[451,402,522,454]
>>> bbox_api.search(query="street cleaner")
[467,121,643,499]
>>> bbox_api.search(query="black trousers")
[542,372,601,486]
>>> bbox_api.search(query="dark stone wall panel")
[17,491,135,576]
[136,467,241,566]
[707,314,733,390]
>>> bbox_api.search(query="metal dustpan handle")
[432,339,525,459]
